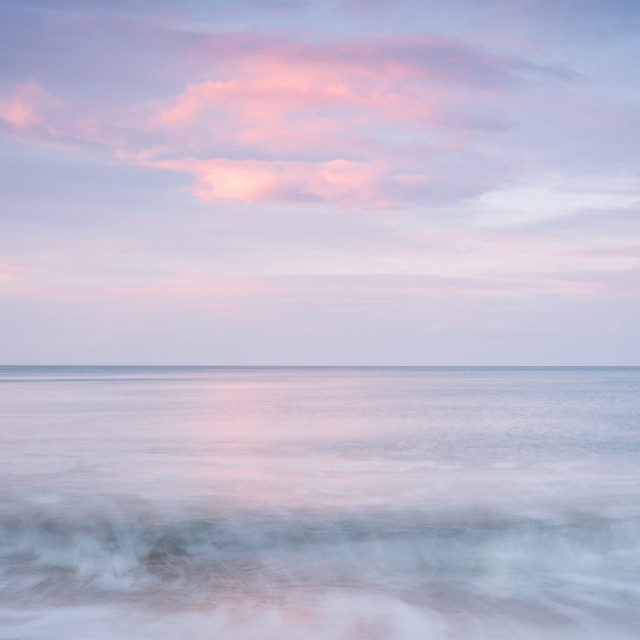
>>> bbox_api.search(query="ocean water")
[1,366,640,639]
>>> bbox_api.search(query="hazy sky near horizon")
[1,0,639,365]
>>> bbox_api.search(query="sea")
[1,366,639,639]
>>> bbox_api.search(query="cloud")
[143,157,434,207]
[0,28,569,208]
[0,260,26,283]
[136,32,561,206]
[192,32,556,88]
[151,32,552,137]
[0,80,110,147]
[0,80,58,129]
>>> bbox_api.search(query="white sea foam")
[1,492,640,636]
[1,366,640,638]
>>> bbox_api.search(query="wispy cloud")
[0,29,569,208]
[0,260,27,283]
[0,81,59,130]
[136,33,566,206]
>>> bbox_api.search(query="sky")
[1,0,639,365]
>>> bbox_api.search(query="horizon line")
[1,364,638,369]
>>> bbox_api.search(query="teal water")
[1,366,639,639]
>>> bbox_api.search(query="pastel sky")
[1,0,639,365]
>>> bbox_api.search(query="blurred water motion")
[1,366,639,639]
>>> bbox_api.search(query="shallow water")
[1,366,639,639]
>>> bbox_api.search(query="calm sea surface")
[1,366,639,639]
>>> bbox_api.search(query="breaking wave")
[2,492,640,619]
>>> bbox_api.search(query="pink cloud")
[1,33,560,208]
[149,35,503,145]
[0,81,58,129]
[135,32,551,206]
[192,33,538,89]
[0,80,113,147]
[143,157,429,207]
[1,259,617,310]
[152,75,439,131]
[149,73,443,161]
[1,266,284,315]
[0,261,27,283]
